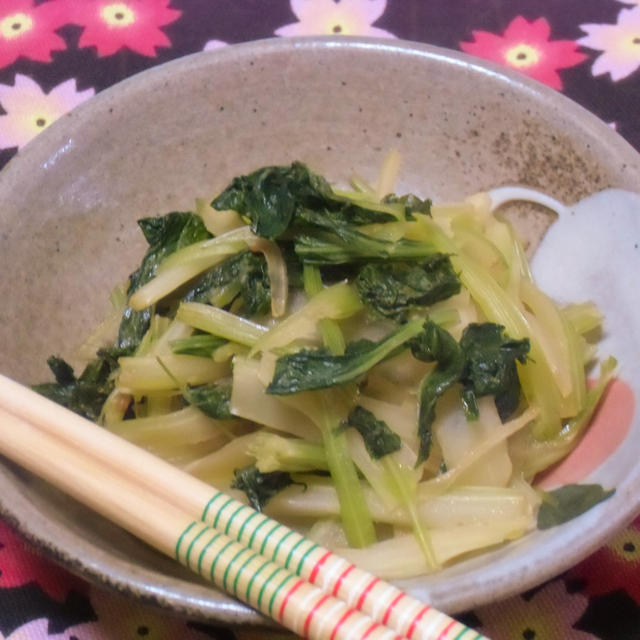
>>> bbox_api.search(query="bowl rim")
[1,34,639,623]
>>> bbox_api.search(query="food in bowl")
[33,155,615,579]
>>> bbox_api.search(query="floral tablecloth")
[1,1,640,638]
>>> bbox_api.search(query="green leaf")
[184,382,232,420]
[230,465,295,511]
[32,351,124,422]
[116,307,151,354]
[182,250,271,316]
[344,405,401,459]
[382,192,432,219]
[118,212,212,351]
[409,321,529,463]
[459,323,530,421]
[409,321,464,464]
[46,355,76,386]
[355,255,460,320]
[294,214,435,265]
[266,320,424,395]
[128,212,212,294]
[170,334,227,357]
[537,484,615,530]
[211,162,395,239]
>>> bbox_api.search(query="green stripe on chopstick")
[222,547,252,592]
[171,521,395,639]
[201,491,224,522]
[257,566,284,610]
[195,495,463,637]
[174,521,197,561]
[248,516,270,548]
[284,537,306,569]
[213,497,235,529]
[224,504,249,535]
[209,539,234,581]
[269,573,295,618]
[272,530,295,562]
[260,522,282,555]
[296,543,319,575]
[198,531,224,574]
[185,526,209,568]
[233,552,261,596]
[245,558,271,602]
[188,502,486,640]
[237,510,261,541]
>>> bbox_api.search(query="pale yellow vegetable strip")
[230,358,319,441]
[562,302,603,335]
[419,407,539,499]
[267,482,533,528]
[302,264,347,355]
[177,302,267,346]
[317,392,377,548]
[337,518,534,579]
[158,226,253,270]
[196,204,245,236]
[381,456,439,570]
[246,237,288,318]
[117,354,228,394]
[375,149,402,202]
[184,432,259,484]
[129,246,244,311]
[249,282,362,356]
[520,278,586,415]
[331,189,404,217]
[107,406,235,446]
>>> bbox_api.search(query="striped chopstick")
[0,374,486,640]
[0,407,401,640]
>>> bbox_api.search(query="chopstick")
[0,406,400,640]
[0,374,486,640]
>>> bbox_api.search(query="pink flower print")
[568,517,640,604]
[0,0,68,70]
[475,580,598,639]
[66,0,181,58]
[579,7,640,81]
[0,520,87,602]
[460,16,587,90]
[60,586,214,639]
[0,74,94,150]
[275,0,395,38]
[203,39,227,52]
[0,618,69,639]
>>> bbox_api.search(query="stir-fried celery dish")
[35,157,615,578]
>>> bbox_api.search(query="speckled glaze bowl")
[1,37,639,625]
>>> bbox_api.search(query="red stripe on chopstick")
[278,579,305,621]
[332,564,355,596]
[406,604,431,638]
[438,620,457,639]
[355,577,379,610]
[309,550,333,583]
[361,621,381,639]
[361,622,403,640]
[329,608,355,640]
[302,593,330,638]
[382,592,405,625]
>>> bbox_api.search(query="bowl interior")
[0,37,639,621]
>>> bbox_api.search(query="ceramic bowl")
[0,37,639,624]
